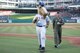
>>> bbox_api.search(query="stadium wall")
[0,16,79,23]
[0,9,80,23]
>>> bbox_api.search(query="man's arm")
[46,16,50,28]
[60,18,65,25]
[32,16,38,23]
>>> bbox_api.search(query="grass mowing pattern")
[0,26,36,34]
[0,25,80,36]
[0,36,80,53]
[63,28,80,36]
[0,36,38,53]
[0,24,80,53]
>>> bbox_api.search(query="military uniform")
[52,16,64,47]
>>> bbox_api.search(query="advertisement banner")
[71,17,80,23]
[64,19,77,23]
[0,16,9,23]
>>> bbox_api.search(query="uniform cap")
[39,1,44,7]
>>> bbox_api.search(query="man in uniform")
[52,12,64,48]
[32,1,49,52]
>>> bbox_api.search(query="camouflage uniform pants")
[54,28,62,45]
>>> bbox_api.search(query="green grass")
[0,26,36,34]
[0,36,80,53]
[0,36,38,53]
[0,25,80,36]
[63,28,80,36]
[10,14,35,19]
[0,24,80,53]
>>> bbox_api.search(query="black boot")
[40,47,45,52]
[54,45,58,48]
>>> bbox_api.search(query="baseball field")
[0,14,80,53]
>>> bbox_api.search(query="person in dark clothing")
[52,12,64,48]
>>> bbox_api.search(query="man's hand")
[57,22,61,24]
[46,25,48,28]
[32,17,38,23]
